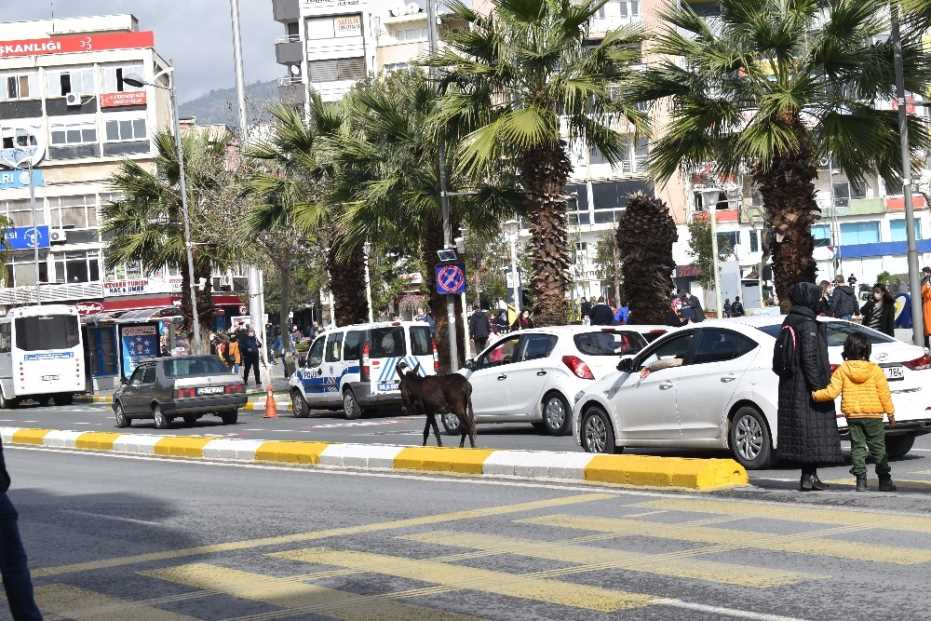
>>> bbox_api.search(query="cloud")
[0,0,280,102]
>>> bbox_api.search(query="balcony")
[276,36,303,65]
[0,282,103,306]
[272,0,299,23]
[278,77,306,105]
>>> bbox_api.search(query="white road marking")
[654,598,812,621]
[73,422,92,426]
[910,448,931,453]
[61,509,163,527]
[23,420,38,423]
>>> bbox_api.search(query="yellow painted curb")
[12,428,50,445]
[254,441,329,464]
[75,432,122,451]
[393,447,496,475]
[584,455,748,490]
[154,436,213,458]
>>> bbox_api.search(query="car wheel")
[114,402,130,428]
[153,405,171,430]
[541,392,572,436]
[728,406,773,469]
[220,410,238,425]
[580,406,617,454]
[886,434,916,460]
[291,390,310,418]
[53,394,73,406]
[342,389,362,420]
[441,413,462,435]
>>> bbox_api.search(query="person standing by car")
[511,309,534,331]
[227,334,241,375]
[922,267,931,348]
[830,274,858,320]
[0,437,43,620]
[468,305,492,352]
[776,282,843,491]
[613,299,630,325]
[240,328,262,387]
[580,297,592,324]
[589,297,614,325]
[859,284,895,337]
[816,280,833,316]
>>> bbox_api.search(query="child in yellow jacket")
[812,332,895,492]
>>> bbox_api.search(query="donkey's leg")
[422,415,431,446]
[430,413,443,447]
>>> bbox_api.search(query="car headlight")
[574,390,585,404]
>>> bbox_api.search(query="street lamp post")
[124,69,201,353]
[701,188,724,317]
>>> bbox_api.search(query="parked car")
[574,317,931,468]
[447,325,667,436]
[112,356,246,429]
[289,321,438,419]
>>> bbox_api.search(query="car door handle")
[497,374,508,381]
[536,370,547,376]
[659,382,674,391]
[720,375,737,383]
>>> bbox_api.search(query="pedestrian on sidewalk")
[0,437,43,620]
[227,335,241,375]
[776,282,843,491]
[240,328,262,387]
[922,266,931,349]
[730,296,745,317]
[589,297,614,326]
[468,305,491,352]
[613,299,629,325]
[859,284,895,337]
[812,332,896,492]
[830,274,858,320]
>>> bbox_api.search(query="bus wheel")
[36,397,50,407]
[53,394,73,407]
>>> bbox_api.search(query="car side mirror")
[617,357,634,373]
[464,359,475,371]
[120,377,128,385]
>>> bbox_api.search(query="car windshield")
[162,357,230,378]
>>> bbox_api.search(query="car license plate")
[197,386,224,395]
[883,365,905,381]
[41,374,58,382]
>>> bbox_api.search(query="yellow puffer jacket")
[811,360,894,419]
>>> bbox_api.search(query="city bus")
[0,304,85,407]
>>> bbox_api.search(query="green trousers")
[848,418,891,478]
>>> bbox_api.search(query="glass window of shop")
[105,260,143,281]
[53,250,101,284]
[48,195,98,229]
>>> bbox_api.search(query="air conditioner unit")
[65,93,81,107]
[49,228,66,243]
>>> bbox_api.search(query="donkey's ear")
[414,361,423,376]
[396,361,408,379]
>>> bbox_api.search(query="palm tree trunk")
[423,218,465,372]
[754,134,820,309]
[278,262,292,352]
[178,257,213,352]
[326,241,369,326]
[521,143,572,326]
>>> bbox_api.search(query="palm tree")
[630,0,931,305]
[426,0,645,325]
[104,131,240,346]
[616,195,677,324]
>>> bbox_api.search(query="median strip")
[0,426,748,491]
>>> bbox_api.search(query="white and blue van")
[288,320,437,419]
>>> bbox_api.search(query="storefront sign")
[0,169,43,190]
[100,91,147,108]
[120,324,160,378]
[0,31,154,59]
[77,302,104,316]
[335,15,362,35]
[104,279,149,295]
[303,0,360,8]
[4,225,49,250]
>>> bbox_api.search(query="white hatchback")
[447,325,667,436]
[574,317,931,468]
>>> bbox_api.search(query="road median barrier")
[0,426,748,491]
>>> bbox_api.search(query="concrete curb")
[0,426,749,491]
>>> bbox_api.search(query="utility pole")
[26,158,40,305]
[426,0,459,371]
[891,4,926,346]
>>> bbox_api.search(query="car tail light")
[224,383,245,394]
[562,355,594,380]
[904,354,931,371]
[432,339,440,373]
[360,342,370,381]
[174,387,196,399]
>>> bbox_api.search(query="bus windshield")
[15,315,80,351]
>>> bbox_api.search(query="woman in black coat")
[777,282,843,491]
[859,284,896,337]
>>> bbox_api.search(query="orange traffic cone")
[263,383,278,419]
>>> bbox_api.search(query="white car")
[445,325,667,436]
[574,317,931,468]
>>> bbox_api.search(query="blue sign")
[120,324,160,378]
[435,262,467,295]
[0,169,43,190]
[4,225,49,250]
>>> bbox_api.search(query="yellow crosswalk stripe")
[520,515,931,565]
[401,530,810,587]
[144,563,482,621]
[274,548,652,612]
[33,492,611,578]
[639,498,931,534]
[36,584,200,621]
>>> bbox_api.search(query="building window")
[4,252,48,288]
[286,21,299,37]
[596,0,640,20]
[50,122,97,146]
[0,199,46,227]
[384,62,411,74]
[49,195,98,230]
[890,219,922,242]
[306,14,362,39]
[589,136,648,172]
[102,63,144,93]
[308,57,365,83]
[0,73,35,101]
[811,224,832,247]
[0,126,38,150]
[105,118,147,142]
[840,221,880,245]
[717,231,739,250]
[748,230,760,252]
[395,27,428,42]
[46,67,96,97]
[53,250,101,284]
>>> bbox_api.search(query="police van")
[289,320,437,419]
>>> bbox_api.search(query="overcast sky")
[0,1,282,103]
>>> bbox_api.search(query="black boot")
[811,471,829,491]
[878,476,897,492]
[855,475,867,492]
[799,472,814,491]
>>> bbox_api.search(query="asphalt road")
[4,446,931,620]
[4,402,931,492]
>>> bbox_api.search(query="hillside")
[178,80,280,127]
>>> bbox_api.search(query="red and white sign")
[77,302,104,316]
[0,31,154,59]
[100,91,147,108]
[238,305,248,315]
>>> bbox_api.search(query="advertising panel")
[120,324,160,378]
[100,91,147,108]
[4,225,49,250]
[0,169,44,190]
[0,31,154,59]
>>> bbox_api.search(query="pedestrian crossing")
[22,493,931,621]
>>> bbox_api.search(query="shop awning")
[82,306,182,325]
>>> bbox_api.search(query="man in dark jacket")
[730,296,745,317]
[0,438,42,620]
[687,294,705,322]
[468,306,491,352]
[590,297,614,326]
[580,297,592,323]
[777,282,843,491]
[240,328,262,387]
[830,275,859,320]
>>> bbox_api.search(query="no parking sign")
[435,262,467,295]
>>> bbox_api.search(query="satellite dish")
[389,4,405,17]
[405,2,420,14]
